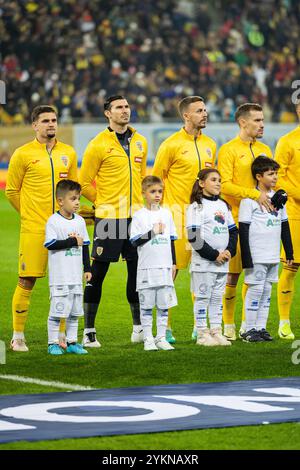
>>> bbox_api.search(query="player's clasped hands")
[84,272,92,282]
[153,221,165,234]
[215,250,231,265]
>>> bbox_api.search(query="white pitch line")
[0,374,93,391]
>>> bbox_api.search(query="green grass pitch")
[0,190,299,450]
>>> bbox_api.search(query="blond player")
[6,105,78,351]
[152,96,216,342]
[217,103,273,340]
[275,102,300,340]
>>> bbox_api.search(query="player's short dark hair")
[178,96,204,119]
[235,103,263,123]
[142,175,164,192]
[104,95,126,111]
[251,156,280,181]
[31,105,57,122]
[56,179,81,198]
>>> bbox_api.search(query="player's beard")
[46,131,56,139]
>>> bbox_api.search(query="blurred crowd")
[0,0,299,124]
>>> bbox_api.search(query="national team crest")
[136,141,143,152]
[61,155,69,167]
[206,148,212,159]
[96,247,103,256]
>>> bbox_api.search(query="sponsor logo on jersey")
[267,218,280,227]
[214,211,225,225]
[136,141,143,152]
[59,172,68,178]
[61,155,68,167]
[134,156,143,163]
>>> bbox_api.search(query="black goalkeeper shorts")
[91,218,137,262]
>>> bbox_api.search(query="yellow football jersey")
[6,139,78,233]
[275,126,300,220]
[80,127,147,219]
[152,127,216,223]
[218,135,273,219]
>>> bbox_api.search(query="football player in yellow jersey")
[275,102,300,340]
[152,96,217,342]
[80,96,147,348]
[218,103,273,341]
[6,106,78,352]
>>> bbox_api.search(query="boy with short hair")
[130,176,177,351]
[239,156,293,342]
[44,179,91,355]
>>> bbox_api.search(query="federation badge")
[61,155,69,167]
[199,283,208,295]
[206,148,212,159]
[55,302,65,312]
[136,141,143,152]
[96,247,103,256]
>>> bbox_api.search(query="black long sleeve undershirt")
[239,222,253,269]
[187,228,219,261]
[281,220,294,260]
[131,232,176,264]
[226,226,239,258]
[46,238,91,272]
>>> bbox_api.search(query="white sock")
[194,297,209,329]
[133,324,143,333]
[48,316,60,344]
[66,315,78,343]
[256,282,272,330]
[245,284,264,331]
[84,327,96,335]
[13,332,25,340]
[140,308,152,339]
[156,308,168,339]
[280,320,290,326]
[241,321,246,331]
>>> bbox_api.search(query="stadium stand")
[0,0,299,124]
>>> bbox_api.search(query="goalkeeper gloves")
[271,189,288,210]
[78,205,95,225]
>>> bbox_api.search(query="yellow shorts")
[281,219,300,264]
[174,235,191,270]
[228,237,242,275]
[19,232,48,278]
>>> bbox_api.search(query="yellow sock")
[222,284,237,325]
[278,264,298,321]
[59,318,66,334]
[241,283,248,323]
[12,284,32,333]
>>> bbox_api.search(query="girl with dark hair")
[186,169,238,346]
